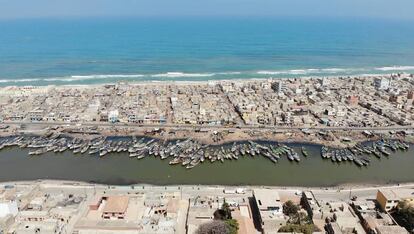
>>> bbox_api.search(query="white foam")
[375,66,414,71]
[257,69,317,75]
[44,78,79,82]
[151,72,215,78]
[43,74,146,82]
[320,68,347,72]
[257,67,369,75]
[289,69,308,74]
[0,78,41,83]
[70,74,145,79]
[1,66,413,86]
[216,71,242,75]
[257,70,287,75]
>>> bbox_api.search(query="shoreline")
[0,130,412,149]
[2,179,414,191]
[0,70,414,89]
[0,72,406,88]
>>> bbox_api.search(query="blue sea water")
[0,17,414,86]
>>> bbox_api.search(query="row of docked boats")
[0,135,308,169]
[321,139,409,167]
[0,135,410,169]
[128,139,306,168]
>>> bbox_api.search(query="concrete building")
[13,220,59,234]
[254,189,282,212]
[346,95,359,106]
[102,196,129,220]
[320,77,330,87]
[272,81,284,94]
[376,189,414,212]
[0,201,18,218]
[28,110,44,122]
[324,202,365,234]
[374,77,390,90]
[108,110,119,123]
[375,225,409,234]
[253,189,287,233]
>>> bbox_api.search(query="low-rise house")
[253,189,287,233]
[102,196,129,220]
[376,189,414,212]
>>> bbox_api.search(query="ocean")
[0,17,414,86]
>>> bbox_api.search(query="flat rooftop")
[254,189,281,210]
[102,196,129,213]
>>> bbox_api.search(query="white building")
[0,201,18,218]
[320,77,329,87]
[374,77,390,90]
[108,110,119,123]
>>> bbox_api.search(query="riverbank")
[2,179,414,194]
[0,138,413,186]
[1,133,411,166]
[1,120,414,149]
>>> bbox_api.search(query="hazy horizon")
[0,0,414,21]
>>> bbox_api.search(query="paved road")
[3,120,414,132]
[31,180,414,201]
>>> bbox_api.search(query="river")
[0,143,413,186]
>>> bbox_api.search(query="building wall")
[376,190,399,211]
[102,212,125,219]
[376,190,388,211]
[0,201,18,218]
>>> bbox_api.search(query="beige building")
[376,189,414,211]
[253,189,287,233]
[102,196,129,220]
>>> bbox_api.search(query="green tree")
[196,220,229,234]
[279,224,318,234]
[214,201,232,220]
[283,200,299,216]
[222,201,232,219]
[224,219,239,234]
[290,211,311,225]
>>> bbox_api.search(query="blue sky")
[0,0,413,20]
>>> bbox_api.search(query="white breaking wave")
[44,74,145,82]
[257,69,322,75]
[216,71,242,75]
[256,70,285,75]
[320,68,348,73]
[71,74,145,79]
[1,66,413,85]
[256,66,414,77]
[150,72,215,78]
[0,74,147,83]
[375,66,414,71]
[289,69,308,75]
[0,78,41,83]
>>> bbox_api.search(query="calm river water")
[0,143,413,186]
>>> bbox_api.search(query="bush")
[214,201,233,220]
[393,200,414,230]
[279,224,318,234]
[283,200,300,216]
[225,219,239,234]
[196,220,229,234]
[198,201,239,234]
